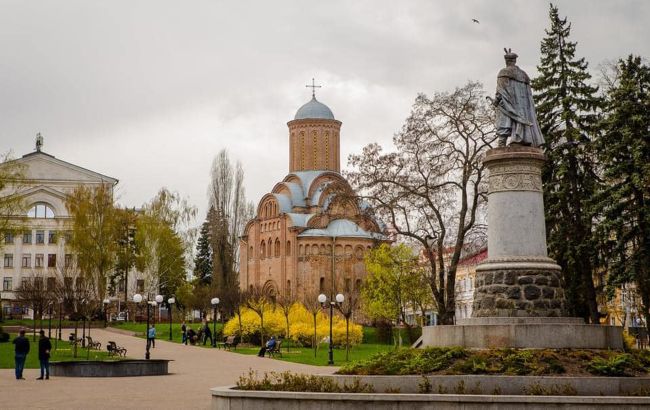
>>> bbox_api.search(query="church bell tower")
[287,81,342,172]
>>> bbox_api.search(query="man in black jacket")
[12,329,30,380]
[37,330,52,380]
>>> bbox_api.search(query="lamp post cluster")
[318,293,344,365]
[133,293,163,360]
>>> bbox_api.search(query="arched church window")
[260,241,266,259]
[249,246,253,260]
[299,245,304,256]
[320,244,325,255]
[319,277,325,293]
[355,246,364,260]
[345,245,353,256]
[305,245,310,255]
[286,280,291,297]
[286,240,291,256]
[27,203,55,219]
[274,238,280,257]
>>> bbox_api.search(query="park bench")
[224,335,239,350]
[68,333,82,347]
[107,341,127,357]
[266,340,282,358]
[86,336,102,350]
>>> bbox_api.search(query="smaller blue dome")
[294,97,335,120]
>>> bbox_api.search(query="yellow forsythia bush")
[223,302,363,347]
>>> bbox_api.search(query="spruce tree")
[193,214,213,284]
[531,3,602,322]
[594,55,650,330]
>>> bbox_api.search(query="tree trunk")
[313,314,317,358]
[345,317,350,361]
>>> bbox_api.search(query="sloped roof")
[298,219,387,240]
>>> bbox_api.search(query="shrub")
[223,303,363,347]
[587,353,635,376]
[236,370,374,393]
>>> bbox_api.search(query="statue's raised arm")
[493,49,544,147]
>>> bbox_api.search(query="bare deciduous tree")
[347,81,495,324]
[245,284,273,346]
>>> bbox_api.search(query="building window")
[21,254,31,268]
[286,280,291,296]
[136,279,144,293]
[4,232,13,244]
[27,203,55,219]
[345,278,351,293]
[286,241,291,256]
[3,254,13,268]
[260,241,266,259]
[35,254,44,268]
[47,277,56,291]
[63,231,72,243]
[319,277,325,293]
[64,254,72,268]
[23,231,32,244]
[118,279,125,292]
[249,246,253,260]
[274,239,280,257]
[3,277,12,291]
[48,254,57,268]
[48,230,57,244]
[35,230,45,244]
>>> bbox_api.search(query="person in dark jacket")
[202,322,213,346]
[37,330,52,380]
[12,329,30,380]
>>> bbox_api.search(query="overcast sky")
[1,0,648,225]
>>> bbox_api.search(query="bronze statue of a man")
[492,49,544,147]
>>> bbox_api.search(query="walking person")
[181,321,187,345]
[148,326,156,349]
[37,330,52,380]
[202,322,213,346]
[12,329,30,380]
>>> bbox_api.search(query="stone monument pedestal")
[420,146,623,350]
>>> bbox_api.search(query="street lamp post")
[318,293,344,365]
[103,299,110,328]
[211,298,219,347]
[134,293,162,360]
[167,297,175,341]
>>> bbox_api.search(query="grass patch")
[0,334,117,369]
[338,347,650,377]
[230,343,393,366]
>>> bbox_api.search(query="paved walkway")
[1,328,335,409]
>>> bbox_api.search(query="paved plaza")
[1,329,334,409]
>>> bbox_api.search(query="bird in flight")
[472,18,480,24]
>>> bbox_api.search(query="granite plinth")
[420,321,623,349]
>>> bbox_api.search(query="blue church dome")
[294,97,335,120]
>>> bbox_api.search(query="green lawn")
[0,334,116,369]
[110,321,224,346]
[231,342,394,366]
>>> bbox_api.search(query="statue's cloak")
[496,66,544,146]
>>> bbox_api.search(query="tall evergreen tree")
[594,55,650,331]
[531,3,602,323]
[193,213,213,284]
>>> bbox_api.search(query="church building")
[239,90,388,300]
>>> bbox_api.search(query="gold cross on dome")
[306,78,322,98]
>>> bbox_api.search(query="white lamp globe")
[155,294,164,304]
[168,297,175,304]
[318,294,327,304]
[133,294,143,303]
[211,297,220,306]
[335,293,345,303]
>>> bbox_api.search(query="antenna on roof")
[305,78,322,98]
[36,133,43,152]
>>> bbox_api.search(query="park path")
[0,328,335,410]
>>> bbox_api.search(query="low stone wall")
[326,374,650,396]
[211,386,650,410]
[50,359,170,377]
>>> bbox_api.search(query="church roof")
[294,97,335,120]
[286,213,314,228]
[299,219,387,240]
